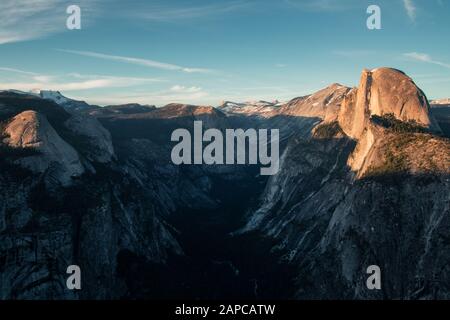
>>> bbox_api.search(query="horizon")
[1,69,446,108]
[0,0,449,106]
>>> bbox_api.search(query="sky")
[0,0,449,106]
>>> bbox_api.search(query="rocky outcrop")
[338,68,440,139]
[349,120,450,178]
[2,67,450,300]
[218,101,282,118]
[3,110,84,185]
[0,167,182,299]
[279,83,350,122]
[40,90,94,111]
[89,103,156,117]
[243,67,450,299]
[64,112,115,163]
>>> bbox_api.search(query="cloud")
[402,0,417,21]
[0,0,99,45]
[136,1,251,21]
[170,85,203,93]
[74,86,210,106]
[68,73,165,83]
[58,49,212,74]
[404,52,450,69]
[285,0,359,11]
[0,67,38,76]
[0,66,56,82]
[0,67,165,92]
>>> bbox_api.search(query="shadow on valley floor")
[116,173,298,300]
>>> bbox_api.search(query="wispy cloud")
[0,67,38,76]
[0,66,55,82]
[285,0,359,12]
[170,85,203,93]
[136,1,251,21]
[74,86,210,106]
[403,0,417,21]
[0,67,165,92]
[58,49,213,74]
[404,52,450,69]
[68,73,165,83]
[0,0,98,45]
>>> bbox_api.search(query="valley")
[1,67,450,299]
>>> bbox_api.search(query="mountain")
[242,68,450,299]
[430,99,450,137]
[2,110,85,185]
[89,103,156,117]
[430,98,450,106]
[0,92,182,299]
[277,83,350,122]
[40,90,97,112]
[338,68,440,140]
[1,67,450,300]
[219,100,282,117]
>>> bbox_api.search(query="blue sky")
[0,0,449,106]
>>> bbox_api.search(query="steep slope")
[430,101,450,138]
[2,110,84,185]
[89,103,156,117]
[2,67,450,300]
[279,83,350,122]
[218,100,281,117]
[217,84,350,147]
[0,94,182,299]
[64,113,115,163]
[242,67,450,299]
[338,68,440,140]
[40,91,96,112]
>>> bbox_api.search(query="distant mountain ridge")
[1,67,450,299]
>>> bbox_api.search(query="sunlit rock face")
[1,67,450,300]
[338,68,440,140]
[243,68,450,299]
[3,110,84,185]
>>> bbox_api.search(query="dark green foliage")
[371,113,427,133]
[313,121,344,139]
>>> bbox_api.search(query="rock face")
[1,67,450,300]
[40,91,94,111]
[0,95,183,299]
[338,68,444,177]
[430,98,450,106]
[242,68,450,299]
[338,68,440,139]
[3,110,84,185]
[64,112,115,163]
[89,103,156,117]
[218,100,282,117]
[279,83,350,122]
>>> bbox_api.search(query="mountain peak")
[338,67,441,139]
[2,110,84,185]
